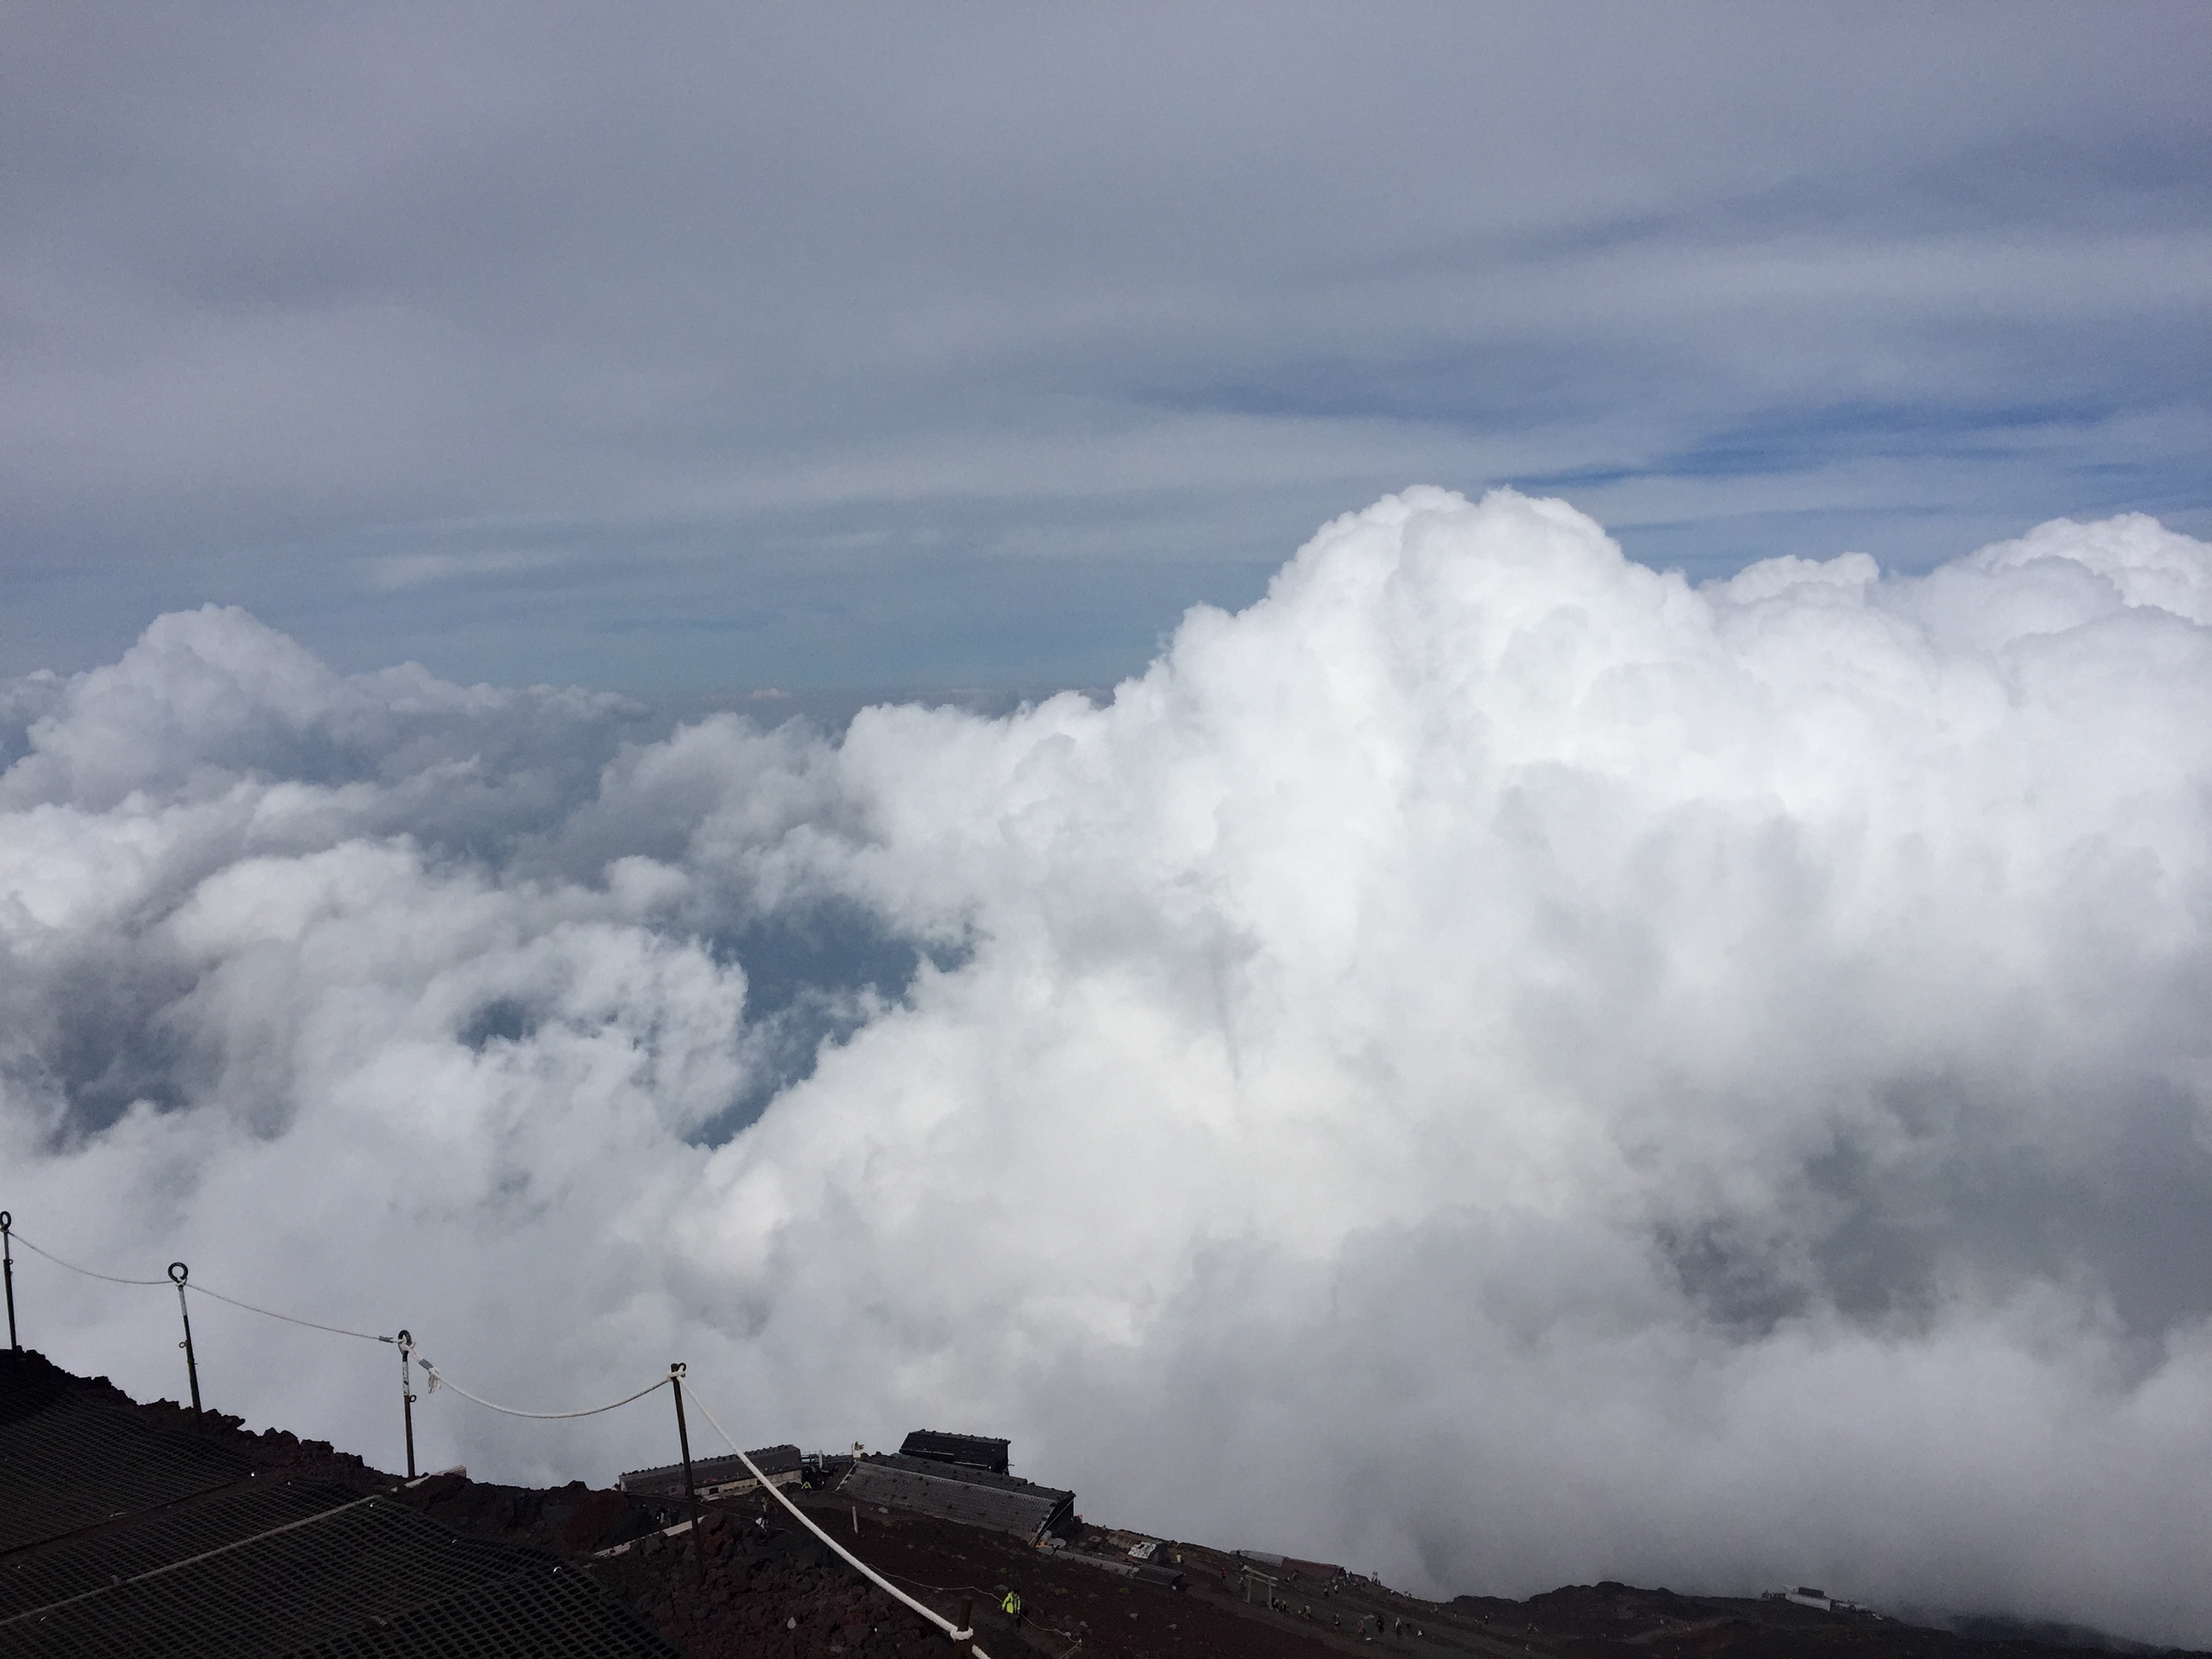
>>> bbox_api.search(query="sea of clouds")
[5,489,2210,1639]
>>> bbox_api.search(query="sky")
[3,3,2207,690]
[7,5,2212,1646]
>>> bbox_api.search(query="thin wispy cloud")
[2,5,2204,688]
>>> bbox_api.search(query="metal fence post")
[1,1212,17,1353]
[167,1262,202,1423]
[669,1361,704,1584]
[396,1330,418,1478]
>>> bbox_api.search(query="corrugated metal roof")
[1237,1549,1345,1580]
[839,1454,1073,1543]
[897,1429,1010,1473]
[1061,1549,1188,1590]
[617,1442,800,1497]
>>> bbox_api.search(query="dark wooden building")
[895,1429,1010,1474]
[840,1453,1073,1544]
[617,1442,803,1502]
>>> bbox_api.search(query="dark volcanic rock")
[6,1351,2196,1658]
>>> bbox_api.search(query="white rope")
[6,1230,169,1286]
[187,1282,388,1344]
[7,1221,994,1655]
[412,1353,670,1420]
[687,1385,994,1656]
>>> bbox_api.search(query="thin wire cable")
[6,1229,169,1286]
[882,1574,998,1597]
[185,1281,388,1344]
[878,1566,1085,1650]
[687,1385,994,1656]
[413,1356,670,1420]
[10,1227,389,1340]
[12,1223,991,1653]
[14,1221,653,1408]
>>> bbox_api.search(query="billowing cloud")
[5,491,2211,1641]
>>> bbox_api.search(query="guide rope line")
[878,1568,1086,1655]
[7,1218,663,1416]
[411,1351,672,1420]
[686,1385,994,1656]
[881,1572,999,1597]
[7,1229,171,1286]
[5,1213,994,1654]
[185,1282,388,1344]
[9,1226,388,1340]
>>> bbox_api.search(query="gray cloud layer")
[5,5,2207,686]
[5,493,2209,1641]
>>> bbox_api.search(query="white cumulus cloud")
[5,490,2211,1642]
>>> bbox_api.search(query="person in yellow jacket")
[1001,1590,1023,1625]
